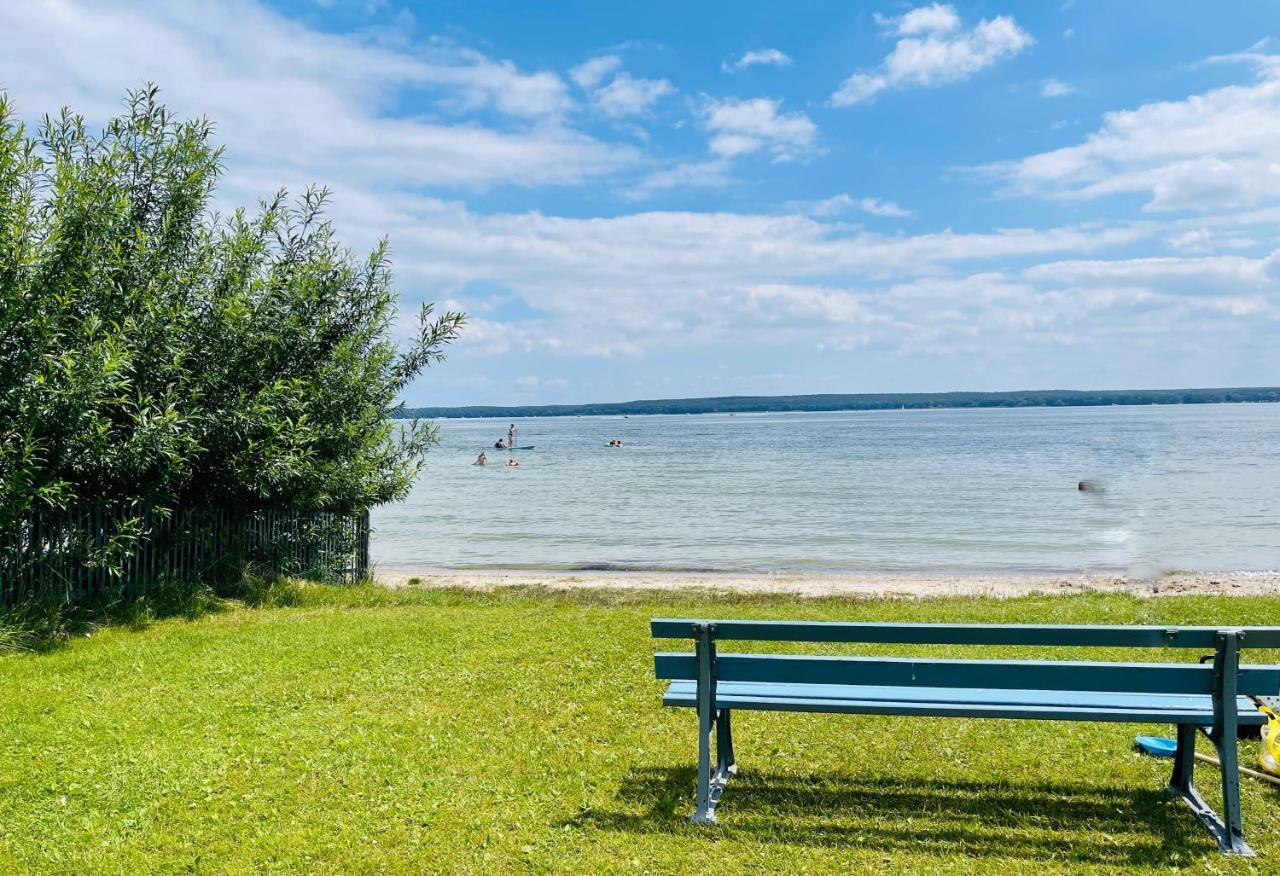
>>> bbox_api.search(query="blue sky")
[3,1,1280,405]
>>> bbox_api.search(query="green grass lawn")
[2,584,1279,874]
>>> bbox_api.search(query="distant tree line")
[0,87,463,552]
[398,387,1280,419]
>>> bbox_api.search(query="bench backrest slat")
[650,619,1280,649]
[654,653,1280,697]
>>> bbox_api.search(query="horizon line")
[396,386,1280,418]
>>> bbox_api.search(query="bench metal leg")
[1208,631,1252,856]
[717,707,737,776]
[1169,722,1196,793]
[1165,632,1255,856]
[692,708,736,825]
[1166,726,1254,856]
[1211,731,1250,856]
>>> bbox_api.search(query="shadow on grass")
[571,766,1213,865]
[0,572,312,652]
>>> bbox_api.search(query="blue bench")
[652,619,1280,856]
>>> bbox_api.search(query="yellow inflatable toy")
[1260,705,1280,776]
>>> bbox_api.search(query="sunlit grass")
[2,584,1277,873]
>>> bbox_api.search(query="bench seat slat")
[655,653,1280,697]
[651,619,1280,649]
[662,680,1268,725]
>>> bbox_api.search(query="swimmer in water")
[474,452,487,466]
[507,458,520,467]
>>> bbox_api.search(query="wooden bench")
[652,619,1280,856]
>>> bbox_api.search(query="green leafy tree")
[0,86,464,537]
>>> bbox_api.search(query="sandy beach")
[374,567,1280,600]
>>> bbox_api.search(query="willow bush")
[0,86,464,568]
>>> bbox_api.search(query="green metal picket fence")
[0,506,371,607]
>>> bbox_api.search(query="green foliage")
[0,86,464,536]
[2,588,1278,872]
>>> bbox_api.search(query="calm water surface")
[371,405,1280,574]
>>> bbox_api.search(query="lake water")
[371,404,1280,575]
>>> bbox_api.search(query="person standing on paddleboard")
[508,423,516,449]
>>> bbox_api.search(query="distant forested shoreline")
[396,387,1280,419]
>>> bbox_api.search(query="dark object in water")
[1078,479,1102,492]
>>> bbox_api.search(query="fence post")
[358,509,370,582]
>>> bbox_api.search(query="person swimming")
[506,458,520,467]
[474,452,487,466]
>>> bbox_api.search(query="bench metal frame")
[653,620,1280,856]
[1169,630,1247,854]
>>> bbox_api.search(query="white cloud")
[881,3,961,36]
[0,0,640,191]
[1023,253,1276,293]
[627,159,734,199]
[569,55,674,118]
[833,4,1033,106]
[995,52,1280,212]
[787,193,914,218]
[570,55,622,89]
[349,190,1280,379]
[701,97,818,161]
[375,197,1130,308]
[592,73,675,117]
[1167,227,1258,254]
[745,284,884,326]
[723,48,793,72]
[849,197,913,218]
[1041,78,1075,97]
